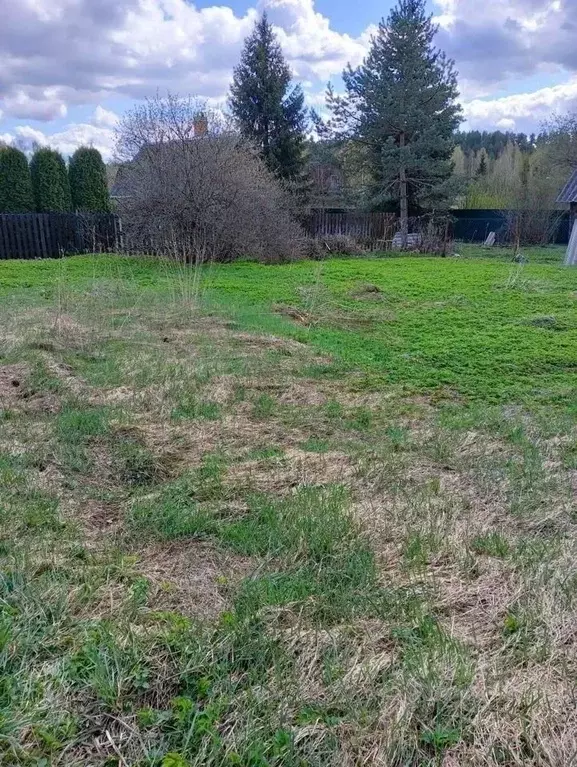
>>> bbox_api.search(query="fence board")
[15,216,24,257]
[5,216,15,258]
[42,215,54,257]
[39,215,50,257]
[24,215,35,258]
[13,215,24,258]
[38,215,48,258]
[0,213,121,259]
[32,215,44,259]
[0,216,8,259]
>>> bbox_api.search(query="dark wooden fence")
[0,213,122,259]
[303,209,398,243]
[304,209,572,246]
[451,209,571,245]
[1,209,570,260]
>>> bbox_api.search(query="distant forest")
[455,130,539,159]
[451,127,571,209]
[308,120,577,211]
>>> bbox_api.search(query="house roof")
[557,169,577,203]
[110,165,132,199]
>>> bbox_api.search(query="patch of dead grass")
[135,413,309,473]
[138,539,255,620]
[42,354,86,396]
[0,362,61,414]
[225,448,355,495]
[0,362,29,405]
[70,497,124,547]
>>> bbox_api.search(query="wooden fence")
[304,209,573,246]
[0,213,122,259]
[304,210,398,244]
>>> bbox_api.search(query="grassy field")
[1,245,576,765]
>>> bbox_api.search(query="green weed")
[470,531,510,558]
[252,393,276,419]
[300,436,330,453]
[244,445,284,460]
[171,396,221,421]
[56,406,110,443]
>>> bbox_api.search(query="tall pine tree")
[326,0,461,241]
[69,147,111,212]
[30,147,71,212]
[229,14,308,185]
[0,146,34,213]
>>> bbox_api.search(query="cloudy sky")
[1,0,576,160]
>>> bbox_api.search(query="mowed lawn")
[1,247,576,766]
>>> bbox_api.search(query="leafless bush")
[303,234,367,259]
[114,93,304,263]
[406,213,453,255]
[503,209,565,246]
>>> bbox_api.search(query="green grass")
[1,247,575,410]
[0,247,576,766]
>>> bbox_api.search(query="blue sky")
[1,0,576,158]
[195,0,401,32]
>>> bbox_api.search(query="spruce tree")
[30,147,72,212]
[477,152,488,177]
[69,147,111,212]
[229,14,308,184]
[326,0,461,241]
[0,146,34,213]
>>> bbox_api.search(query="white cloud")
[495,118,516,131]
[0,0,370,122]
[2,89,68,121]
[1,107,118,159]
[259,0,368,80]
[433,0,576,85]
[463,78,577,131]
[93,105,119,128]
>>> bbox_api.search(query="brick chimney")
[193,113,208,137]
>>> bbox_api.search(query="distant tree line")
[451,121,577,209]
[455,130,538,159]
[0,145,110,214]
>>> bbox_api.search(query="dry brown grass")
[0,362,29,404]
[225,448,355,495]
[139,539,255,620]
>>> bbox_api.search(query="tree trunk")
[399,131,408,247]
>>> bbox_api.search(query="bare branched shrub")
[304,234,366,259]
[503,209,566,247]
[115,93,304,263]
[406,213,454,255]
